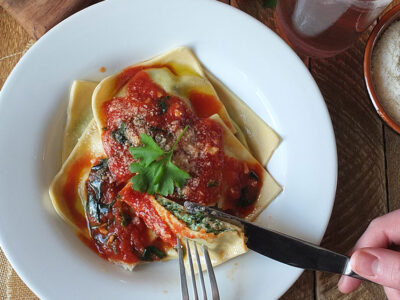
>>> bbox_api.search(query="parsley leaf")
[129,134,164,167]
[129,126,190,196]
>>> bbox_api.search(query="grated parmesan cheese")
[372,21,400,125]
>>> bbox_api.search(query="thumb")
[351,248,400,289]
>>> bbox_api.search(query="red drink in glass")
[276,0,391,58]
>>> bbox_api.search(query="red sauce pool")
[62,155,91,230]
[188,91,222,118]
[222,159,264,218]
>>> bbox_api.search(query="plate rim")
[0,0,337,299]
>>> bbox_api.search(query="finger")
[338,210,400,295]
[353,210,400,250]
[384,287,400,300]
[338,275,361,294]
[351,248,400,289]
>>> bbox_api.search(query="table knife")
[184,201,366,281]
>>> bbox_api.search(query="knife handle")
[184,201,371,282]
[243,222,370,281]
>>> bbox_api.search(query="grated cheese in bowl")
[372,21,400,125]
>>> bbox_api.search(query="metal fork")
[177,238,220,300]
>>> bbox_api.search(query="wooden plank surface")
[311,32,387,300]
[1,0,400,299]
[384,1,400,213]
[0,7,32,87]
[0,0,99,38]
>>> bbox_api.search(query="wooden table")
[0,1,399,299]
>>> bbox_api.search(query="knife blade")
[184,201,366,280]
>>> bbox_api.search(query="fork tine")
[186,239,199,300]
[202,245,220,300]
[177,238,189,300]
[194,242,207,300]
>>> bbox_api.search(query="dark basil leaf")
[236,187,256,207]
[207,180,219,188]
[140,246,166,261]
[120,212,132,227]
[86,159,116,222]
[249,170,259,181]
[157,96,170,114]
[111,121,128,145]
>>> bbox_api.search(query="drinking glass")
[275,0,392,58]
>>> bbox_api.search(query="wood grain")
[385,128,400,211]
[0,0,100,39]
[311,31,387,300]
[383,2,400,211]
[231,0,277,30]
[0,7,32,87]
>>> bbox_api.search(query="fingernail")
[338,275,345,286]
[351,250,378,277]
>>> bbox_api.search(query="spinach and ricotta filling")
[156,196,231,235]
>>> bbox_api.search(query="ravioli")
[152,196,247,271]
[49,47,282,271]
[210,114,281,221]
[50,120,104,234]
[62,80,98,162]
[92,47,236,135]
[120,186,247,271]
[205,71,281,166]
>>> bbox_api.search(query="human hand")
[338,209,400,299]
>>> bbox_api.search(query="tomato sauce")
[76,63,266,265]
[102,69,225,206]
[83,159,172,264]
[62,155,92,230]
[222,159,264,218]
[114,64,177,93]
[120,187,177,246]
[188,91,222,118]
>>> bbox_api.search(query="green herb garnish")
[129,126,190,196]
[140,246,166,261]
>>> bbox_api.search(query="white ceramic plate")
[0,0,337,299]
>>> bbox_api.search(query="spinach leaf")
[140,246,166,261]
[156,197,229,235]
[120,212,132,227]
[86,159,116,222]
[157,96,170,114]
[111,122,128,145]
